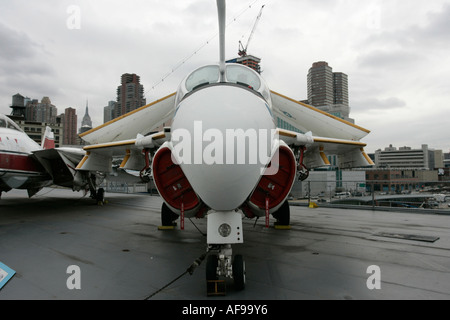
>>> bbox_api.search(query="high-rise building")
[306,62,351,122]
[9,94,64,147]
[115,73,146,118]
[307,61,334,107]
[63,107,77,145]
[103,101,116,123]
[25,96,58,124]
[333,72,349,106]
[79,101,93,134]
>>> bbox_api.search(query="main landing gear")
[160,202,179,227]
[87,174,106,205]
[272,200,290,226]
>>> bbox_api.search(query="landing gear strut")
[206,245,246,292]
[295,146,309,181]
[140,149,152,183]
[87,174,105,205]
[205,210,245,294]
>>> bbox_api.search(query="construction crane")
[238,4,265,57]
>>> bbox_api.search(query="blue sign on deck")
[0,262,15,290]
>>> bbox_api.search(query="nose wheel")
[206,245,246,293]
[233,254,246,291]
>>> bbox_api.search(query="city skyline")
[1,0,450,153]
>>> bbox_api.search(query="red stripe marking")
[0,152,42,173]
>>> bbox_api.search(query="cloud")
[420,3,450,46]
[0,23,54,73]
[0,23,37,61]
[356,2,450,69]
[356,49,425,72]
[0,22,59,106]
[352,96,406,112]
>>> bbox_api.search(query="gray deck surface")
[1,187,449,300]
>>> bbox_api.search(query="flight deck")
[1,187,449,300]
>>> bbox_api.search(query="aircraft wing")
[271,90,370,141]
[79,93,176,145]
[278,128,374,169]
[32,147,86,188]
[76,130,170,172]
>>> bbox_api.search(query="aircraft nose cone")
[171,85,275,211]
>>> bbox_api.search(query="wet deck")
[1,187,449,300]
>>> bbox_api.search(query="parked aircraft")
[0,113,105,202]
[77,0,374,290]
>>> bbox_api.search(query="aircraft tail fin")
[42,126,55,149]
[217,0,226,81]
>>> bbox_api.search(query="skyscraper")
[115,73,146,118]
[103,101,116,123]
[25,96,58,124]
[306,61,351,121]
[307,61,334,107]
[79,101,93,134]
[333,72,349,106]
[63,107,77,145]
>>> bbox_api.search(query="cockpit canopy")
[0,114,23,132]
[176,63,271,106]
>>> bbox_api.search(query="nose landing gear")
[206,244,246,295]
[205,210,245,295]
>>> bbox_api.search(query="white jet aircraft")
[76,0,374,290]
[0,113,106,201]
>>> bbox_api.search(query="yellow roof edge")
[270,90,371,134]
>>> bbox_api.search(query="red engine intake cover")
[249,146,296,210]
[152,147,200,211]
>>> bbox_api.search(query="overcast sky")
[1,0,449,153]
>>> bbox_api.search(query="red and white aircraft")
[0,113,105,201]
[76,0,374,290]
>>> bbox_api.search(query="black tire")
[96,188,105,203]
[206,255,218,281]
[272,200,290,226]
[233,254,245,290]
[161,202,179,226]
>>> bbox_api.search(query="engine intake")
[249,145,296,212]
[152,147,200,213]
